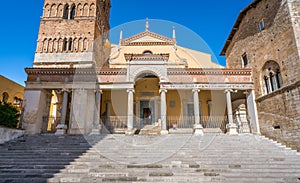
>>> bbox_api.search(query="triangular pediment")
[122,31,175,46]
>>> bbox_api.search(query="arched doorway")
[134,73,160,129]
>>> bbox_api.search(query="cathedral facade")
[21,0,299,150]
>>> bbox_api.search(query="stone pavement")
[0,134,300,183]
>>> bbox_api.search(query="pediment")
[122,31,175,46]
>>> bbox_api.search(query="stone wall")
[0,126,24,144]
[224,0,300,151]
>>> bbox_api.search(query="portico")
[22,24,259,136]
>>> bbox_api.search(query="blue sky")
[0,0,253,85]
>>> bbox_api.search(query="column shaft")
[226,90,234,124]
[60,90,68,125]
[160,89,167,132]
[127,89,134,130]
[225,89,238,135]
[193,89,200,125]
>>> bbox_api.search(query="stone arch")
[57,4,63,17]
[78,37,83,52]
[73,38,77,52]
[89,3,96,17]
[131,67,167,82]
[83,3,89,17]
[77,3,83,17]
[57,38,63,52]
[50,4,57,17]
[70,4,76,19]
[261,60,283,95]
[53,38,58,52]
[44,4,50,17]
[83,38,88,51]
[63,4,69,19]
[41,38,47,53]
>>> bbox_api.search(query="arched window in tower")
[50,4,57,17]
[83,4,89,17]
[44,4,50,17]
[77,4,83,17]
[58,38,63,52]
[63,38,68,51]
[70,5,76,20]
[89,4,95,17]
[57,4,63,17]
[48,38,53,53]
[42,38,47,53]
[68,38,73,51]
[63,4,69,19]
[83,38,88,51]
[73,38,77,51]
[262,61,283,95]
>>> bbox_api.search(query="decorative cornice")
[25,68,127,75]
[167,68,252,75]
[122,31,175,46]
[124,53,169,61]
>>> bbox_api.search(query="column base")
[89,125,102,135]
[160,130,169,135]
[55,124,67,135]
[194,124,204,136]
[125,128,136,136]
[226,123,238,135]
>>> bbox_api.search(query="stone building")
[0,75,24,109]
[221,0,300,150]
[23,0,261,137]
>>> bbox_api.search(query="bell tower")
[34,0,111,68]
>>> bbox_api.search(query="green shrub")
[0,102,20,128]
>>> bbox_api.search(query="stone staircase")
[0,134,300,183]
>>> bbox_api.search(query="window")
[2,92,9,103]
[62,38,68,51]
[262,61,283,95]
[68,39,73,51]
[264,76,270,94]
[258,19,265,32]
[276,70,283,88]
[241,53,248,68]
[143,50,152,55]
[70,6,76,19]
[63,5,69,19]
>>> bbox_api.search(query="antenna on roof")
[146,18,149,31]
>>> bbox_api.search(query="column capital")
[127,89,135,93]
[192,88,200,93]
[62,88,71,93]
[94,89,103,94]
[159,88,167,94]
[224,89,237,93]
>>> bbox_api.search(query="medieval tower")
[22,0,111,135]
[34,0,110,68]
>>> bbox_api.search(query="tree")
[0,102,20,128]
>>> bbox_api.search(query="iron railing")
[102,115,228,133]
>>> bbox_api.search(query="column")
[91,90,102,135]
[160,89,168,135]
[126,89,134,135]
[193,89,203,136]
[246,90,260,135]
[225,89,238,135]
[105,100,111,127]
[56,89,68,135]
